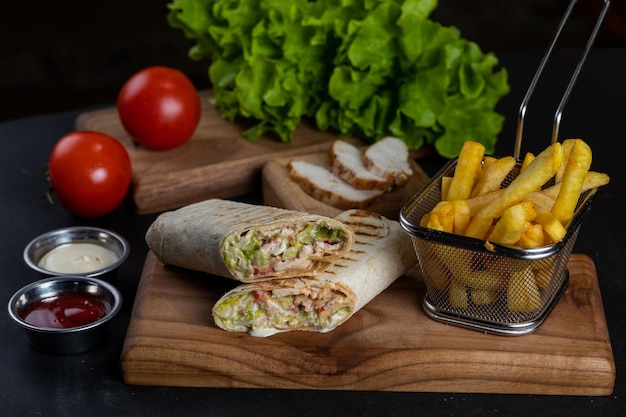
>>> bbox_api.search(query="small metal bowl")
[7,276,122,355]
[24,226,129,280]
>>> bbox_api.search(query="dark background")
[1,0,625,123]
[1,2,626,415]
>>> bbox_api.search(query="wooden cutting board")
[262,151,430,220]
[74,90,367,214]
[120,252,615,395]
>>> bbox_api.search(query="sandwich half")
[212,209,418,336]
[145,199,355,282]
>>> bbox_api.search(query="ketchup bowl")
[24,226,129,281]
[7,276,122,355]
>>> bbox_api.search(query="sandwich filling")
[222,221,348,280]
[213,281,353,337]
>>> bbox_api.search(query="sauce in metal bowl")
[37,242,118,274]
[20,292,108,329]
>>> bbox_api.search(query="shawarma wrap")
[145,199,355,283]
[211,209,418,336]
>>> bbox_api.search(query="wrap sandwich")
[212,209,418,336]
[145,199,355,282]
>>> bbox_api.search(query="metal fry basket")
[399,0,610,335]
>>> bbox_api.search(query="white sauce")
[249,327,282,338]
[38,243,118,274]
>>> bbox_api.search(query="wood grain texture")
[121,252,615,395]
[75,91,363,214]
[262,151,431,220]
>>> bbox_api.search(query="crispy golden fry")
[485,142,562,218]
[520,152,535,173]
[452,200,471,235]
[482,156,498,171]
[441,176,453,201]
[524,191,556,211]
[551,139,593,225]
[474,156,497,185]
[488,202,534,246]
[425,200,471,235]
[542,171,610,199]
[555,138,576,183]
[507,268,542,313]
[449,280,469,309]
[535,207,567,243]
[464,213,495,241]
[453,269,505,292]
[432,246,505,293]
[470,156,516,198]
[470,288,498,305]
[420,251,451,291]
[447,141,485,201]
[516,222,544,248]
[582,171,611,189]
[424,212,444,231]
[465,189,504,216]
[464,142,563,239]
[521,199,538,221]
[480,253,529,274]
[428,201,454,233]
[533,265,555,290]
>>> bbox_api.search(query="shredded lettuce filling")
[222,222,345,277]
[214,290,351,332]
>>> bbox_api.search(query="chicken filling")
[214,283,352,333]
[222,222,347,279]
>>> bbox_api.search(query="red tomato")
[48,131,132,218]
[117,66,201,150]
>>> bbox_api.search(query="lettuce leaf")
[167,0,509,158]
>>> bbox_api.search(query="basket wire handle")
[513,0,611,160]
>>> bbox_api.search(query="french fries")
[507,267,542,313]
[551,139,592,225]
[418,139,609,314]
[470,156,516,198]
[487,200,536,246]
[446,141,485,201]
[465,142,563,240]
[424,139,609,248]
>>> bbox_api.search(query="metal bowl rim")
[7,275,123,334]
[23,226,130,277]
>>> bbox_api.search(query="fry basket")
[399,0,610,335]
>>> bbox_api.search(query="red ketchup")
[20,293,108,329]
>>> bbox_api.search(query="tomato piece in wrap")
[211,209,418,336]
[145,199,355,283]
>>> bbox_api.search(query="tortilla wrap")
[145,199,355,282]
[212,209,418,336]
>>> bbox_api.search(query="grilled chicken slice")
[363,136,413,187]
[287,160,384,209]
[327,140,391,191]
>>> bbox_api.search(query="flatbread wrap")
[145,199,355,282]
[212,209,418,336]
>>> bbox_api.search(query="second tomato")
[48,131,132,218]
[117,66,201,150]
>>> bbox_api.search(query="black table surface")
[1,48,624,416]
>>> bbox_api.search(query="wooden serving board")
[262,151,430,220]
[121,252,615,395]
[75,90,365,214]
